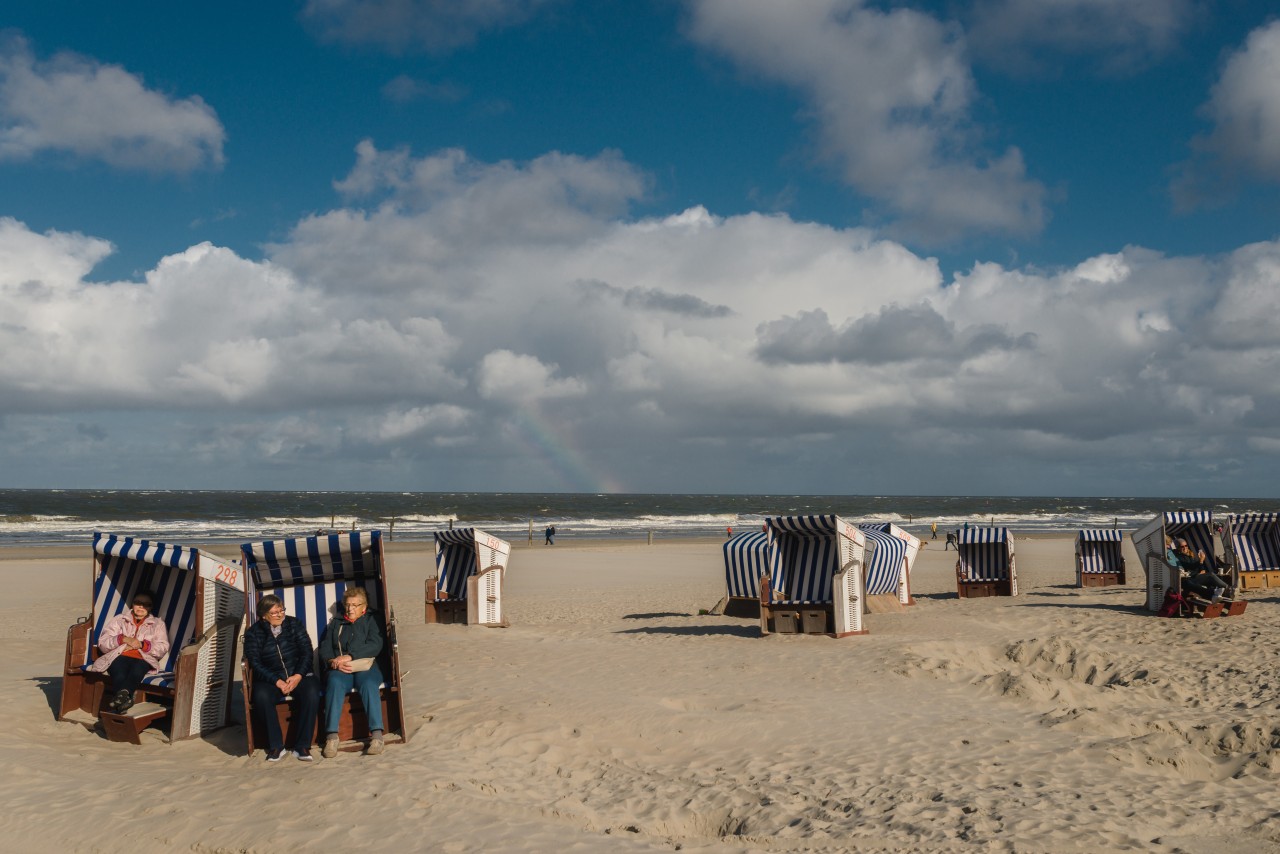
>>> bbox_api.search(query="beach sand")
[8,534,1280,852]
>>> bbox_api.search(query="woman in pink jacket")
[88,592,170,714]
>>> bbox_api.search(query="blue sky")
[3,0,1280,496]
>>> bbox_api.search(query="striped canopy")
[94,531,198,570]
[766,515,864,603]
[857,524,909,595]
[241,530,382,590]
[1076,529,1124,542]
[956,527,1013,582]
[723,530,776,599]
[1227,513,1280,572]
[433,527,510,599]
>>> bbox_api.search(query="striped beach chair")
[1075,529,1126,587]
[721,530,779,618]
[1131,511,1243,617]
[425,527,511,626]
[240,531,408,755]
[955,527,1017,597]
[1223,513,1280,591]
[59,533,244,743]
[760,515,868,637]
[858,522,920,606]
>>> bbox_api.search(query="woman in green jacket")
[318,587,385,757]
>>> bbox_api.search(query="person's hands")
[275,678,289,692]
[123,636,142,650]
[332,655,354,673]
[284,674,302,693]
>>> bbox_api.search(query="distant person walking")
[544,525,556,545]
[726,526,733,539]
[931,521,937,540]
[944,532,957,551]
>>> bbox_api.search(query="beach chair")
[858,522,920,606]
[1075,529,1126,587]
[955,527,1017,597]
[759,515,868,637]
[1223,513,1280,591]
[425,528,510,626]
[1131,511,1244,617]
[721,530,778,618]
[59,532,245,744]
[239,531,408,755]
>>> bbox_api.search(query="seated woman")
[1177,540,1231,602]
[243,595,320,762]
[88,591,169,714]
[319,587,385,758]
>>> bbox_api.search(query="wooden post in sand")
[647,531,653,545]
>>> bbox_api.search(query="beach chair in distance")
[955,527,1017,597]
[1131,511,1244,618]
[425,528,510,626]
[858,522,920,608]
[721,530,777,618]
[239,531,408,755]
[759,515,868,637]
[1075,529,1126,587]
[1223,513,1280,592]
[59,532,245,744]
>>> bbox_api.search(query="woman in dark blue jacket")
[243,594,320,762]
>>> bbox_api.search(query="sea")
[2,489,1279,548]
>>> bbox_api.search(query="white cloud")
[301,0,559,53]
[1178,19,1280,202]
[0,35,224,172]
[6,144,1280,492]
[683,0,1046,243]
[964,0,1196,73]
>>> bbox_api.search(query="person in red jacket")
[88,592,169,714]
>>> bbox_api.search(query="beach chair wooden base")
[957,580,1014,598]
[1223,600,1247,616]
[99,703,168,744]
[722,597,760,619]
[1238,570,1280,591]
[1079,572,1124,588]
[425,597,468,624]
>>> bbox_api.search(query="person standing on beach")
[727,526,733,539]
[931,521,937,540]
[545,525,556,545]
[944,532,956,551]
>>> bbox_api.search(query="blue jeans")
[324,663,384,734]
[251,673,320,753]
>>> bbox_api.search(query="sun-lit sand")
[8,534,1280,852]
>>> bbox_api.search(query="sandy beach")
[8,533,1280,853]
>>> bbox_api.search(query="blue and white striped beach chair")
[1075,529,1126,587]
[1224,513,1280,591]
[721,530,779,618]
[426,528,511,626]
[858,522,919,606]
[760,515,868,637]
[1131,511,1242,616]
[955,527,1017,597]
[59,532,244,742]
[239,531,408,755]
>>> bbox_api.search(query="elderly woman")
[243,594,321,762]
[89,591,169,714]
[318,587,385,757]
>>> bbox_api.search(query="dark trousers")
[1184,571,1229,600]
[106,656,152,696]
[251,673,320,752]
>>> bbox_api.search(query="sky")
[3,0,1280,497]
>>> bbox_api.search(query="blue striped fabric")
[1163,512,1217,572]
[767,515,849,603]
[1228,513,1280,572]
[89,532,203,687]
[434,528,481,599]
[857,524,908,595]
[1076,529,1124,574]
[956,527,1012,582]
[722,531,774,599]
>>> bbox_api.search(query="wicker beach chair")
[1223,513,1280,592]
[239,530,409,755]
[425,527,510,626]
[858,522,920,606]
[1131,511,1244,617]
[721,530,777,618]
[955,527,1017,597]
[759,515,868,637]
[59,532,244,744]
[1075,529,1126,587]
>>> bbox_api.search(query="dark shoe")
[110,688,134,713]
[292,749,314,762]
[265,748,284,762]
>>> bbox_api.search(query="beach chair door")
[832,532,866,637]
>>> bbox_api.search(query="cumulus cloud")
[301,0,559,53]
[1173,21,1280,208]
[5,144,1280,492]
[683,0,1047,243]
[0,34,224,172]
[964,0,1196,74]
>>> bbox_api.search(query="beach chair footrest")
[99,702,168,744]
[957,581,1013,598]
[1080,573,1124,588]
